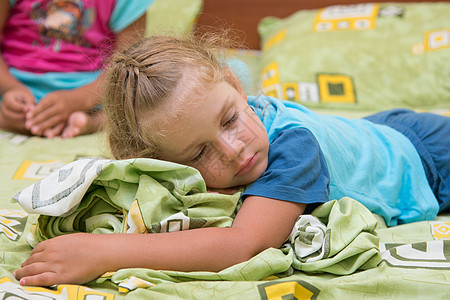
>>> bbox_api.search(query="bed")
[1,0,449,298]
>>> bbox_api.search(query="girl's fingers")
[15,251,63,286]
[17,272,59,287]
[14,261,53,279]
[25,101,57,129]
[26,98,52,120]
[27,106,56,125]
[5,98,26,112]
[2,108,24,122]
[20,253,45,269]
[20,241,49,268]
[29,114,63,136]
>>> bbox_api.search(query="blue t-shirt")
[243,127,330,214]
[242,95,439,226]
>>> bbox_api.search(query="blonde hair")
[102,35,238,160]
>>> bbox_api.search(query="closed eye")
[224,111,239,127]
[193,146,206,162]
[193,111,239,162]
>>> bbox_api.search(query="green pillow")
[258,2,450,111]
[146,0,203,37]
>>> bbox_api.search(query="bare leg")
[61,111,104,139]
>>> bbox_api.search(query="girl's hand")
[14,233,111,286]
[25,90,75,137]
[0,88,35,134]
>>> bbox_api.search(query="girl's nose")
[217,135,245,163]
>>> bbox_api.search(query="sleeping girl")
[14,35,449,286]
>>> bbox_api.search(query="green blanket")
[1,131,450,299]
[13,157,380,279]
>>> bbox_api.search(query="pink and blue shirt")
[1,0,153,101]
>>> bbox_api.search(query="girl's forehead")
[171,83,208,113]
[156,81,236,151]
[145,82,211,138]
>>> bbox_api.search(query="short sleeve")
[242,127,330,208]
[110,0,155,33]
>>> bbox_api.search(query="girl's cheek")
[203,159,227,182]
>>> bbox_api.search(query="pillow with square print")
[258,2,450,111]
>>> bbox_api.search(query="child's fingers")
[2,90,35,112]
[20,240,51,268]
[26,104,57,126]
[1,99,28,126]
[14,261,50,279]
[1,107,24,122]
[20,252,46,270]
[28,114,63,136]
[17,272,58,287]
[27,93,66,122]
[2,97,26,113]
[23,103,35,114]
[26,97,52,119]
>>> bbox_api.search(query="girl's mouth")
[236,153,257,176]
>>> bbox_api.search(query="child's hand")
[0,88,35,133]
[14,233,111,286]
[25,90,74,137]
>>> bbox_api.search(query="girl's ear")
[225,68,247,100]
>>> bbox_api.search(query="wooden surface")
[196,0,449,49]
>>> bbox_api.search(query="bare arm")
[0,0,27,94]
[14,196,306,286]
[0,0,37,134]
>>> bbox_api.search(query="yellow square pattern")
[431,221,450,240]
[317,74,356,104]
[13,160,67,180]
[282,83,300,101]
[258,281,320,300]
[261,62,281,88]
[425,28,450,52]
[314,3,379,32]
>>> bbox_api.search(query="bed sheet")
[1,130,450,299]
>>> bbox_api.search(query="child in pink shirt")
[0,0,153,137]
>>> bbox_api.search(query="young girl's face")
[157,80,269,189]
